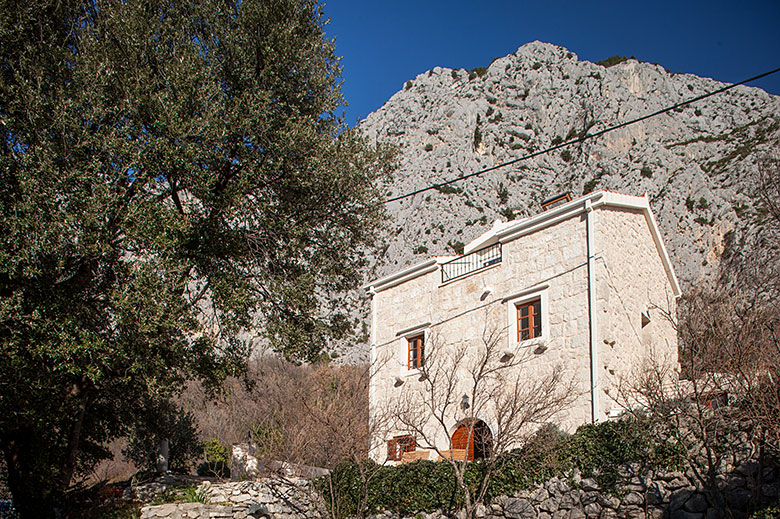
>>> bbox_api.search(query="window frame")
[386,434,416,461]
[407,333,425,370]
[516,297,543,342]
[506,288,549,347]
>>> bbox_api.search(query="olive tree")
[0,0,392,515]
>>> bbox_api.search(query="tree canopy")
[0,0,392,515]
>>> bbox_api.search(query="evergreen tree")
[0,0,392,515]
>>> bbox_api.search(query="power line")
[383,65,780,205]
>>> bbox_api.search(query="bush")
[595,55,633,68]
[319,419,683,517]
[197,439,231,479]
[123,403,203,474]
[468,67,487,80]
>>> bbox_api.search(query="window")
[386,435,416,461]
[516,298,542,341]
[505,286,548,345]
[408,334,424,369]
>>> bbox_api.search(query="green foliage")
[561,150,573,162]
[149,486,210,506]
[499,207,516,221]
[424,143,433,152]
[686,196,696,211]
[496,183,510,205]
[433,184,463,195]
[551,136,563,146]
[752,504,780,519]
[197,439,231,479]
[532,62,542,70]
[473,126,482,150]
[0,0,392,513]
[448,241,465,255]
[451,69,459,80]
[413,246,429,255]
[595,55,633,68]
[562,420,683,489]
[319,420,683,517]
[468,67,487,80]
[123,404,203,474]
[583,179,600,195]
[405,80,413,90]
[640,166,653,178]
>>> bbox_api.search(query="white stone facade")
[365,191,680,462]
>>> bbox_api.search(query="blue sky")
[322,0,780,126]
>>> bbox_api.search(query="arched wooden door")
[451,420,492,461]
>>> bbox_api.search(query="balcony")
[441,243,502,283]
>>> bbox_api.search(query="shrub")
[448,240,465,255]
[497,183,509,205]
[318,419,682,517]
[583,179,599,194]
[451,69,459,80]
[473,126,482,150]
[405,80,413,90]
[413,246,429,255]
[640,166,653,178]
[197,439,231,479]
[561,150,572,162]
[424,143,433,152]
[124,404,203,474]
[595,55,632,68]
[551,136,563,146]
[433,184,462,195]
[532,62,542,70]
[468,67,487,80]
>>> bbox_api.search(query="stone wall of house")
[594,205,680,419]
[370,215,596,461]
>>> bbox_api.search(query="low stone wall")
[141,502,232,519]
[368,463,780,519]
[197,478,325,519]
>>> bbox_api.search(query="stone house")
[365,190,681,463]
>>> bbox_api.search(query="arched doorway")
[451,419,492,461]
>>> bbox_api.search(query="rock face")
[361,41,780,288]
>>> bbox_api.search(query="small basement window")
[387,435,416,461]
[408,334,424,369]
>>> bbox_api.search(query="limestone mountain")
[361,41,780,287]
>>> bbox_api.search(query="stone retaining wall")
[140,477,326,519]
[141,502,232,519]
[368,463,779,519]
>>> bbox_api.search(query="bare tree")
[385,310,577,518]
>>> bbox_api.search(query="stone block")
[539,498,558,513]
[503,497,535,519]
[580,478,599,491]
[583,502,600,517]
[621,492,643,507]
[682,493,708,513]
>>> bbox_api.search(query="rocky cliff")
[361,41,780,287]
